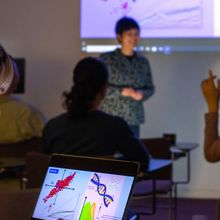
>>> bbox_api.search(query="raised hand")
[201,70,219,113]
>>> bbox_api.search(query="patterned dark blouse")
[100,49,155,125]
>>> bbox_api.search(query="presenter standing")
[99,17,155,137]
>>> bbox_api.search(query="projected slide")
[81,0,218,38]
[32,167,134,220]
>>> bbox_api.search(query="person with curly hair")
[42,57,150,171]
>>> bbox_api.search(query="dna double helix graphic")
[91,173,114,207]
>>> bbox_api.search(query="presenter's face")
[118,28,140,49]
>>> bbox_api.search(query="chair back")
[0,137,42,157]
[25,152,50,188]
[141,137,172,180]
[0,188,39,220]
[141,137,171,159]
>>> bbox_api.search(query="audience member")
[0,45,45,144]
[201,70,220,162]
[42,57,150,171]
[99,17,155,137]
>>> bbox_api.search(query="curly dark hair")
[63,57,108,117]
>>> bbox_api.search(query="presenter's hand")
[131,90,144,101]
[201,70,220,113]
[121,87,143,100]
[121,87,135,97]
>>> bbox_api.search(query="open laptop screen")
[32,154,139,220]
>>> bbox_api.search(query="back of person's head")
[63,57,108,117]
[0,45,19,96]
[115,16,140,36]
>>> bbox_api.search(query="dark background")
[13,58,25,94]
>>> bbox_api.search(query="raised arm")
[204,113,220,162]
[201,70,220,162]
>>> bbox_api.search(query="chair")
[23,152,50,188]
[0,188,39,220]
[0,138,42,189]
[130,137,177,220]
[0,137,42,157]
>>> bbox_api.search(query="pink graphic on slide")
[43,172,76,203]
[100,0,138,14]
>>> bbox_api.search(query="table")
[135,158,172,216]
[134,143,198,220]
[137,158,171,180]
[149,158,172,172]
[0,157,26,189]
[170,143,199,220]
[0,157,25,173]
[170,142,199,184]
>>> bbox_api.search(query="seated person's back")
[0,45,45,144]
[42,57,150,172]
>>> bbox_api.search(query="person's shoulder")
[43,114,69,138]
[97,111,129,127]
[6,96,24,106]
[110,115,133,135]
[135,53,151,69]
[93,110,112,120]
[9,96,40,114]
[45,113,67,127]
[95,110,121,121]
[3,96,46,126]
[135,52,149,62]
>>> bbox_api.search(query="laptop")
[31,154,140,220]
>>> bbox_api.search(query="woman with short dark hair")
[100,17,155,137]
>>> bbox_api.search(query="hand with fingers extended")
[201,70,220,113]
